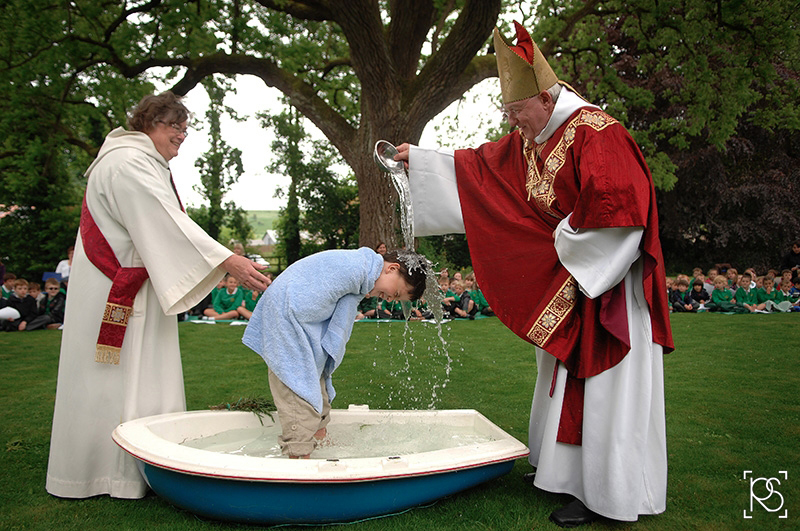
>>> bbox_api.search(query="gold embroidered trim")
[525,109,619,217]
[102,302,132,326]
[527,276,578,347]
[95,345,121,365]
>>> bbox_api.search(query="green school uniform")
[243,290,262,312]
[756,288,777,304]
[358,296,378,313]
[468,289,489,312]
[708,287,735,312]
[214,287,244,313]
[381,300,403,313]
[734,287,758,306]
[444,289,460,302]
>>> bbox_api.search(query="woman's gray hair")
[127,91,190,133]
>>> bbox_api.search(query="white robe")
[46,128,232,499]
[407,140,667,521]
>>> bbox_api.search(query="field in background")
[246,210,280,237]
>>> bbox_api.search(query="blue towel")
[242,248,384,413]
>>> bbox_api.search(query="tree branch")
[406,0,501,127]
[540,0,604,57]
[104,0,164,43]
[167,53,357,158]
[388,0,435,79]
[251,0,333,21]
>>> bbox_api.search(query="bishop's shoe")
[549,498,599,528]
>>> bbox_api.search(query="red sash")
[81,172,184,364]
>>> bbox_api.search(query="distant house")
[253,230,278,247]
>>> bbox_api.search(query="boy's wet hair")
[383,250,429,301]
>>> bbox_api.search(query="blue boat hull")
[139,460,514,524]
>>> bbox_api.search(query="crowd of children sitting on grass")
[355,268,494,322]
[5,243,799,331]
[0,274,67,331]
[667,266,800,314]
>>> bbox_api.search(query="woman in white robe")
[46,92,268,499]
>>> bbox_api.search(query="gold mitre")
[493,22,559,104]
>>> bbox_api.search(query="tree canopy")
[1,0,799,276]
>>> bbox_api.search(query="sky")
[165,75,502,213]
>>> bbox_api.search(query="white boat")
[112,405,529,524]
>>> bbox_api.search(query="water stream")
[380,155,452,409]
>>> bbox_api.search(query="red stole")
[454,108,673,444]
[81,172,185,365]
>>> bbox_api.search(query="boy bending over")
[242,248,427,458]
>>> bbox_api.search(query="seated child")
[242,248,427,458]
[440,278,458,319]
[726,268,739,291]
[757,277,777,311]
[381,298,405,320]
[704,268,718,295]
[1,273,15,299]
[690,278,710,308]
[28,282,45,305]
[445,280,474,318]
[706,275,736,312]
[27,278,67,330]
[465,272,493,316]
[238,288,262,321]
[356,295,379,319]
[410,298,433,320]
[2,278,38,331]
[790,276,800,298]
[665,277,674,310]
[204,274,244,320]
[239,275,271,320]
[734,272,759,313]
[670,278,698,312]
[775,269,792,290]
[767,279,797,312]
[0,274,21,321]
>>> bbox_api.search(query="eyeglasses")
[501,98,531,121]
[160,121,189,136]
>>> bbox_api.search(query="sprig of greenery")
[208,396,276,424]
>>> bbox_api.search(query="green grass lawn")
[1,314,797,530]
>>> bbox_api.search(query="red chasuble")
[454,107,673,444]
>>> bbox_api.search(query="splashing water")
[372,140,453,409]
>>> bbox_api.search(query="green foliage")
[1,0,798,264]
[416,234,473,273]
[0,67,84,277]
[531,0,800,190]
[266,107,359,263]
[192,77,249,241]
[657,127,800,272]
[265,107,304,264]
